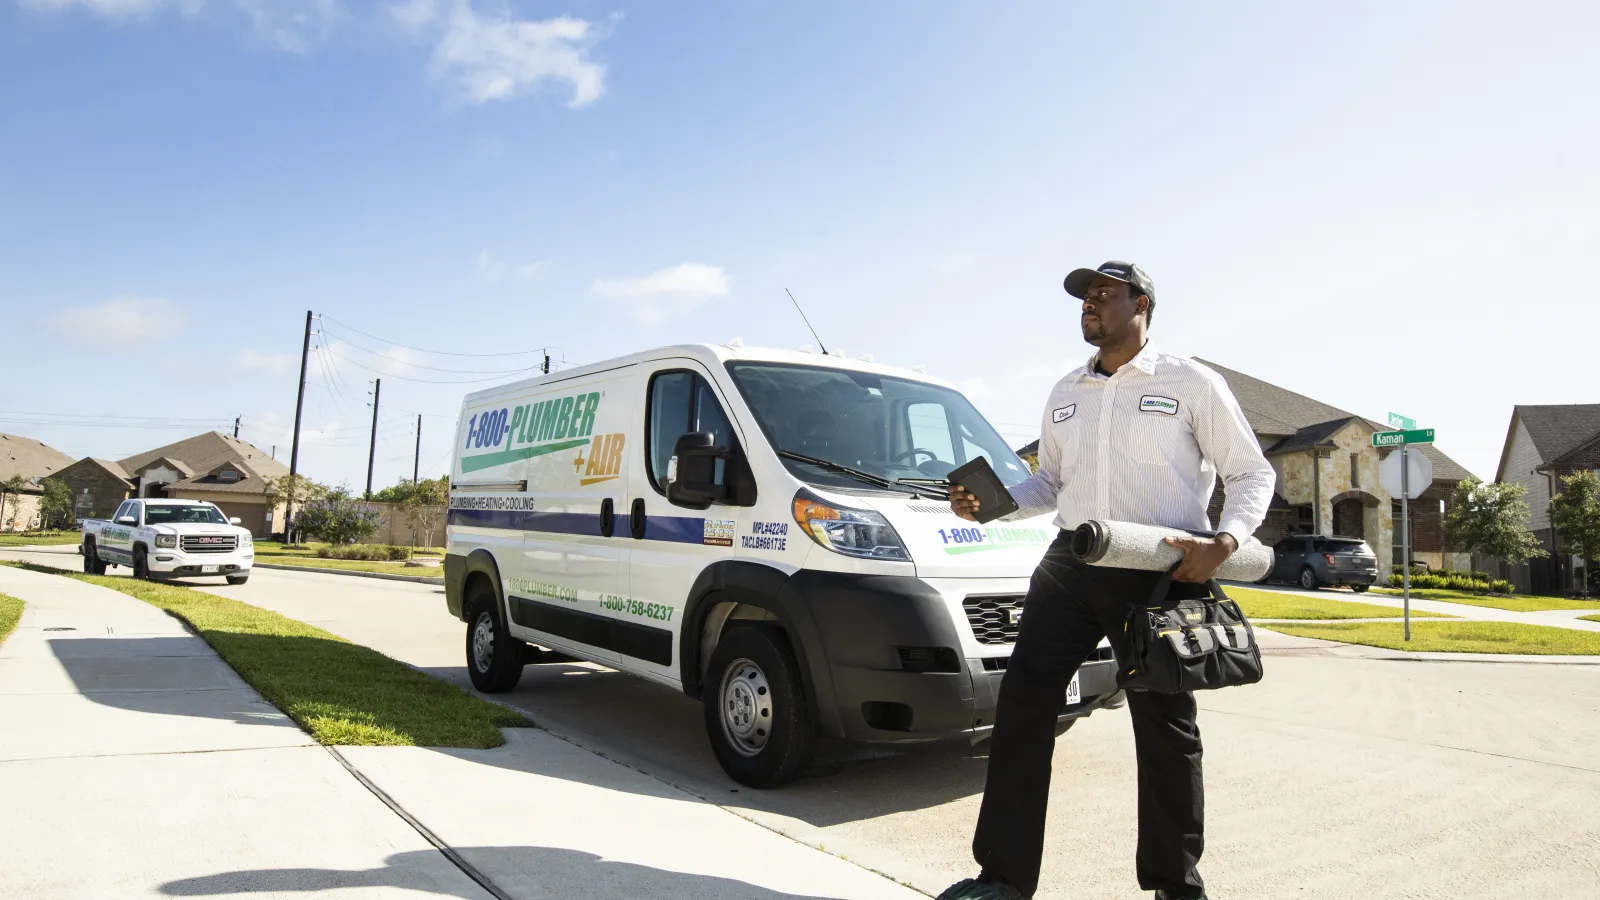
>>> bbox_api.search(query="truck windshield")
[144,505,228,525]
[725,362,1032,492]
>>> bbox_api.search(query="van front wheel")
[703,624,814,788]
[464,582,523,693]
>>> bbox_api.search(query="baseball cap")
[1063,261,1156,301]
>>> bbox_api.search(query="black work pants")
[972,533,1207,898]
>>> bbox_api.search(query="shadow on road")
[158,847,875,899]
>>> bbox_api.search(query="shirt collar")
[1083,341,1161,379]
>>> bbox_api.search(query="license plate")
[1066,672,1081,706]
[201,565,219,574]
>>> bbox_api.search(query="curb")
[252,562,444,585]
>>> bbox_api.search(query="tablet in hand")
[946,456,1019,524]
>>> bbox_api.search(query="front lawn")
[0,531,81,547]
[2,561,528,747]
[1227,587,1451,620]
[1372,587,1600,613]
[0,593,21,645]
[1580,614,1600,624]
[254,555,442,576]
[1267,620,1600,655]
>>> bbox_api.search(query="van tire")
[133,547,150,581]
[465,580,523,693]
[83,540,107,575]
[703,624,814,788]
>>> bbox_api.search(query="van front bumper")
[148,550,253,577]
[784,570,1119,743]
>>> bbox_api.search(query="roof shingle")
[0,433,76,488]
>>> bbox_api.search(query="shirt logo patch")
[1140,395,1179,415]
[1052,404,1077,423]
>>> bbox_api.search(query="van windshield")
[725,362,1031,492]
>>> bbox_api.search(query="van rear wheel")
[464,580,523,693]
[703,624,814,788]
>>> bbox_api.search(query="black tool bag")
[1118,569,1264,693]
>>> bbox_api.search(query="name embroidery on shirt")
[1052,404,1076,423]
[1140,395,1179,415]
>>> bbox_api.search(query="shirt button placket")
[1098,374,1116,517]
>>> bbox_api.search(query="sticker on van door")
[460,392,603,474]
[577,433,626,486]
[702,518,735,546]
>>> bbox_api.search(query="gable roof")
[0,433,76,488]
[1513,404,1600,464]
[167,457,278,495]
[1194,359,1475,483]
[117,432,287,488]
[1264,416,1365,456]
[131,456,195,478]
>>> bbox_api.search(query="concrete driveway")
[9,548,1600,899]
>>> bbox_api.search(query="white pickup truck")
[81,498,254,584]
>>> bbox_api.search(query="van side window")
[647,370,738,492]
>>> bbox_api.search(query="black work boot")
[936,875,1027,900]
[1153,892,1209,900]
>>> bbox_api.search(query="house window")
[1350,453,1360,488]
[219,469,240,483]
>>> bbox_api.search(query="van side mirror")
[666,432,729,510]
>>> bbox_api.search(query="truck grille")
[964,594,1025,645]
[181,535,237,553]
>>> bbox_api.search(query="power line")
[321,332,544,375]
[321,346,540,385]
[318,314,551,359]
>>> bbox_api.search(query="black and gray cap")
[1063,261,1156,301]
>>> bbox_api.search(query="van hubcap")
[720,659,772,758]
[472,614,495,672]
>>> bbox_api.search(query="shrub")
[293,489,381,546]
[315,543,412,561]
[1490,579,1514,595]
[1446,575,1480,592]
[1470,571,1492,583]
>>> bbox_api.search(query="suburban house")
[1492,404,1600,596]
[54,432,289,537]
[1015,361,1475,570]
[0,433,75,531]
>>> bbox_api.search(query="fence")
[364,501,447,548]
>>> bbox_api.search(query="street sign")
[1373,428,1435,447]
[1387,412,1416,430]
[1380,446,1433,499]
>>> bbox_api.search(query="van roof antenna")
[784,288,827,356]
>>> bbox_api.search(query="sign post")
[1376,427,1437,641]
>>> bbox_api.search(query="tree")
[1549,470,1600,599]
[0,475,26,532]
[38,478,74,530]
[261,473,329,541]
[1444,477,1550,566]
[293,486,381,545]
[397,476,448,547]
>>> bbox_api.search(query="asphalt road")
[9,548,1600,899]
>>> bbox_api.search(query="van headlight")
[240,533,252,546]
[154,534,177,548]
[791,491,909,561]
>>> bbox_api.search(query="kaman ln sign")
[1373,428,1434,448]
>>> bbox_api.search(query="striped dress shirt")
[1005,343,1276,548]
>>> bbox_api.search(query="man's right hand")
[948,483,980,522]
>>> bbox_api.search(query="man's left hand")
[1163,533,1238,584]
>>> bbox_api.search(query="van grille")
[964,594,1025,645]
[181,535,237,554]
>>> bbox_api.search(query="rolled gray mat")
[1069,519,1273,582]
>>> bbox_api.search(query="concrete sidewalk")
[0,563,926,900]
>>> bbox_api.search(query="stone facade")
[0,493,43,531]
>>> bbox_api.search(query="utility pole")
[413,414,422,484]
[285,311,312,541]
[233,416,240,439]
[365,378,382,500]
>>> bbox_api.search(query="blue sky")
[2,1,1596,491]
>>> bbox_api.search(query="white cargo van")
[444,343,1121,787]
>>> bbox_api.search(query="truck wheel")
[82,540,106,575]
[464,580,523,693]
[226,574,250,585]
[703,624,814,788]
[1298,566,1319,591]
[133,547,150,580]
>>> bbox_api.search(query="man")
[938,261,1275,900]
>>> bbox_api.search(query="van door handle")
[630,498,646,540]
[599,498,614,538]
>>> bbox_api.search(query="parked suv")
[1267,535,1379,591]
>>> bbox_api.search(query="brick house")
[52,458,138,523]
[1015,361,1476,569]
[0,433,75,531]
[1492,404,1600,596]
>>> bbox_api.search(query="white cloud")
[590,263,729,326]
[474,249,550,283]
[388,0,435,31]
[232,0,340,53]
[19,0,201,16]
[432,2,608,107]
[50,295,185,345]
[231,347,298,375]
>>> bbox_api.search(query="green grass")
[0,593,21,645]
[2,561,528,747]
[0,531,80,547]
[1581,614,1600,624]
[255,541,441,557]
[1227,586,1451,620]
[254,555,442,575]
[1372,587,1600,612]
[1268,620,1600,655]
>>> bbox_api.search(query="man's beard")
[1082,322,1108,346]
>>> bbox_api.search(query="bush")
[293,489,381,546]
[315,544,412,561]
[1470,571,1492,583]
[1490,579,1514,595]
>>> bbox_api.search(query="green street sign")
[1387,412,1416,430]
[1373,428,1434,447]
